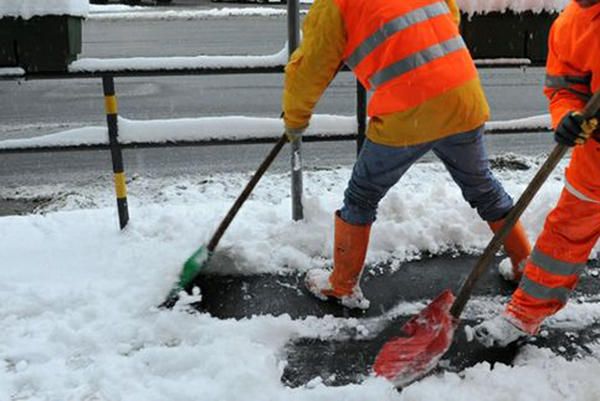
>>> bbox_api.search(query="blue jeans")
[341,126,513,225]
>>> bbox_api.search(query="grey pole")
[287,0,303,221]
[356,80,367,156]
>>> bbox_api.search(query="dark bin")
[0,17,19,67]
[0,15,82,73]
[460,11,558,65]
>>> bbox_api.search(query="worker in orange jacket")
[475,0,600,347]
[282,0,531,309]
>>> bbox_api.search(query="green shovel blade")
[161,245,211,308]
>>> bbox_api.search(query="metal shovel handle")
[450,91,600,319]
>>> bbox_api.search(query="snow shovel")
[373,91,600,388]
[160,133,289,308]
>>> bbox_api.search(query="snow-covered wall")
[0,0,89,20]
[457,0,569,14]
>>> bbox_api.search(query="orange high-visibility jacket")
[544,1,600,201]
[282,0,489,146]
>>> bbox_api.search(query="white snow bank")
[0,114,551,151]
[89,4,146,13]
[88,7,296,21]
[69,46,287,72]
[2,156,600,400]
[457,0,569,14]
[0,0,88,19]
[0,67,25,77]
[486,114,551,131]
[0,115,355,150]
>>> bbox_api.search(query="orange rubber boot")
[305,211,371,309]
[488,219,531,282]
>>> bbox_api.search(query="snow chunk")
[0,0,88,19]
[464,325,475,342]
[498,258,516,281]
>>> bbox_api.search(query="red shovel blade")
[373,290,458,387]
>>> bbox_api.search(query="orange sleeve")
[544,8,600,128]
[444,0,461,26]
[544,32,586,127]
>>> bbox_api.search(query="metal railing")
[1,3,544,230]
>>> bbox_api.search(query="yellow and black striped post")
[102,75,129,230]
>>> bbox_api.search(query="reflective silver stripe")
[345,2,450,69]
[369,35,466,88]
[565,180,600,204]
[519,275,570,303]
[530,247,586,276]
[545,74,592,88]
[545,74,592,102]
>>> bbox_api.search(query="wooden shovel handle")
[207,134,288,252]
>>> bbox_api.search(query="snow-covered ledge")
[457,0,568,15]
[0,0,89,20]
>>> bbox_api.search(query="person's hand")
[555,111,598,146]
[285,127,306,142]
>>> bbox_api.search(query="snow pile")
[0,114,551,151]
[69,46,288,73]
[0,0,88,19]
[0,68,25,78]
[88,6,295,21]
[0,114,355,150]
[457,0,569,14]
[403,346,600,400]
[2,157,600,399]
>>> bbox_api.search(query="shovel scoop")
[373,290,457,387]
[372,92,600,388]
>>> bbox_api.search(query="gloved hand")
[555,111,598,147]
[285,127,306,142]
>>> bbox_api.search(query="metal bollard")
[287,0,303,221]
[102,75,129,230]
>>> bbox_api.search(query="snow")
[88,6,296,21]
[0,0,88,19]
[498,257,516,281]
[457,0,569,14]
[474,58,532,66]
[84,1,565,22]
[0,115,551,151]
[69,46,288,73]
[486,114,551,132]
[0,68,25,77]
[2,152,600,399]
[0,115,355,150]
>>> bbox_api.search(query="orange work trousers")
[506,184,600,334]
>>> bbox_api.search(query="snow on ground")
[2,149,600,400]
[0,0,88,19]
